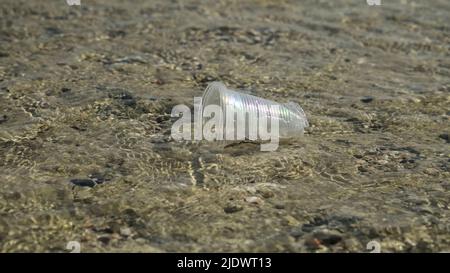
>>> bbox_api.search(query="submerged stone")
[70,179,96,187]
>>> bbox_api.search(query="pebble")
[223,204,243,214]
[97,236,111,245]
[377,159,389,165]
[106,221,121,234]
[70,178,96,188]
[313,229,343,245]
[257,189,274,199]
[304,237,322,250]
[423,168,439,176]
[343,237,360,250]
[245,196,262,205]
[0,114,7,124]
[289,227,304,238]
[112,55,147,64]
[438,133,449,143]
[45,27,63,36]
[135,238,148,244]
[120,227,132,237]
[5,191,22,200]
[361,96,374,103]
[283,215,300,227]
[358,166,372,173]
[357,57,366,64]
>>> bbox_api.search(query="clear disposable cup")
[201,82,308,141]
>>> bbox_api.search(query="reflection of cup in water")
[66,0,81,6]
[366,0,381,6]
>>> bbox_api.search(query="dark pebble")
[107,89,137,107]
[5,191,22,200]
[400,158,415,164]
[301,223,317,233]
[361,96,374,103]
[438,133,449,143]
[70,125,87,131]
[122,98,137,107]
[45,27,63,36]
[156,116,169,124]
[120,93,133,100]
[97,236,111,245]
[122,208,139,218]
[108,30,127,38]
[223,204,243,214]
[0,115,8,124]
[70,178,96,187]
[289,227,304,238]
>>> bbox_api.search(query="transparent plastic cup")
[201,82,308,141]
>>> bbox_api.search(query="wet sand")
[0,0,449,252]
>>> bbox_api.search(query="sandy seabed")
[0,0,449,252]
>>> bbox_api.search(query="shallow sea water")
[0,0,449,252]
